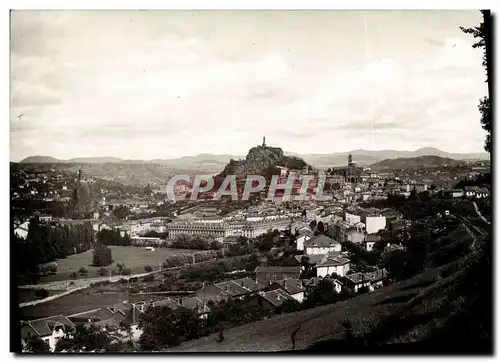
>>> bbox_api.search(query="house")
[304,234,341,255]
[316,254,351,278]
[450,189,464,198]
[258,289,295,310]
[21,315,75,352]
[266,278,305,303]
[464,186,479,198]
[179,297,211,319]
[476,188,490,199]
[294,253,328,271]
[14,221,30,240]
[305,276,344,294]
[365,234,381,252]
[364,269,388,291]
[68,306,127,328]
[255,266,301,285]
[296,229,313,251]
[344,273,371,293]
[214,278,260,300]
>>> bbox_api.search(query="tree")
[92,243,112,267]
[35,288,49,299]
[144,265,153,273]
[24,336,50,353]
[98,267,107,277]
[78,266,88,276]
[317,221,325,234]
[55,324,111,352]
[70,272,78,280]
[461,11,492,153]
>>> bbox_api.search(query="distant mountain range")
[19,147,488,171]
[369,155,467,170]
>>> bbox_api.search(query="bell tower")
[262,136,266,147]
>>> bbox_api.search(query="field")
[33,246,202,284]
[19,285,181,320]
[18,288,66,304]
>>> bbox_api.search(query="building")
[304,234,341,255]
[316,254,351,278]
[464,186,480,198]
[365,234,381,252]
[14,221,30,240]
[255,266,301,285]
[296,229,313,251]
[344,273,371,293]
[329,154,363,184]
[364,269,388,291]
[21,315,75,352]
[266,279,305,303]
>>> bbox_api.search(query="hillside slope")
[370,156,466,170]
[169,224,491,353]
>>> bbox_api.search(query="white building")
[304,234,341,255]
[365,215,386,235]
[296,229,313,251]
[21,315,75,352]
[14,221,30,240]
[316,255,351,278]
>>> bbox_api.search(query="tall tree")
[461,10,492,153]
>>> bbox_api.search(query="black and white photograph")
[10,8,493,354]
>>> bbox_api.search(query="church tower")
[262,136,266,147]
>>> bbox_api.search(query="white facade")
[365,216,386,234]
[296,234,311,251]
[366,241,375,252]
[317,263,350,278]
[290,291,304,303]
[345,212,361,225]
[306,244,341,255]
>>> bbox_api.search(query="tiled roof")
[274,278,304,295]
[180,297,211,314]
[317,255,350,268]
[305,234,339,248]
[345,272,367,285]
[255,266,301,274]
[294,254,328,265]
[215,280,252,297]
[23,315,75,337]
[364,269,388,283]
[365,234,381,242]
[260,289,293,307]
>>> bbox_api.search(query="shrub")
[98,267,107,277]
[78,267,88,276]
[122,268,132,276]
[70,272,78,280]
[35,288,49,299]
[144,265,153,273]
[142,274,155,283]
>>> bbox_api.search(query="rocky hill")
[369,155,466,170]
[221,145,309,178]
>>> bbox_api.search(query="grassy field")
[19,284,187,320]
[18,288,66,304]
[34,246,201,284]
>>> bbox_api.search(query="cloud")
[9,10,488,161]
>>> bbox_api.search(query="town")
[14,138,491,352]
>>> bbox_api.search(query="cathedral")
[329,154,363,184]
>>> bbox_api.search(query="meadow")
[34,246,202,284]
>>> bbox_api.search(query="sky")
[10,10,488,161]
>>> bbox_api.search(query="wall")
[305,245,341,255]
[317,263,350,278]
[345,212,361,226]
[296,235,311,251]
[365,216,386,234]
[290,291,304,303]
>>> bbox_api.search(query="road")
[472,201,491,225]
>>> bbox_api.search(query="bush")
[78,267,88,276]
[122,268,132,276]
[70,272,78,280]
[142,274,155,283]
[35,288,49,299]
[98,267,107,277]
[144,265,153,273]
[93,243,113,266]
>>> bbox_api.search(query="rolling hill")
[18,147,487,171]
[369,156,467,170]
